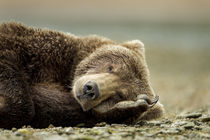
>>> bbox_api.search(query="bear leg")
[93,94,159,124]
[0,50,34,129]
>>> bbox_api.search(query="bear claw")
[104,94,159,113]
[137,94,159,108]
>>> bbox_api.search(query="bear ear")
[121,40,145,56]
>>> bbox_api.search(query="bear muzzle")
[73,73,119,111]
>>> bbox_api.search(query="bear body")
[0,22,163,129]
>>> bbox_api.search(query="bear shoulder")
[0,22,35,36]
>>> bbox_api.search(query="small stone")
[107,128,115,134]
[17,128,32,135]
[145,133,154,137]
[201,115,210,122]
[166,128,181,134]
[202,127,210,133]
[95,122,107,127]
[179,112,202,119]
[193,120,202,126]
[199,133,210,139]
[194,126,202,130]
[156,127,181,135]
[26,125,32,128]
[186,113,202,118]
[75,123,85,127]
[12,127,17,132]
[172,120,188,127]
[64,127,73,134]
[136,120,147,126]
[184,122,194,130]
[88,129,100,135]
[22,125,26,128]
[15,132,22,136]
[57,131,64,135]
[147,121,162,126]
[48,124,54,128]
[164,119,172,124]
[111,124,120,127]
[160,124,170,128]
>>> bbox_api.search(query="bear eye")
[107,66,114,73]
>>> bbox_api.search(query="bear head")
[72,40,156,113]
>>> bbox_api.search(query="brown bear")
[0,22,164,129]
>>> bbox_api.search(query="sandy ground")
[147,47,210,113]
[0,110,210,140]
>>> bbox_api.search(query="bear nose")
[82,81,99,100]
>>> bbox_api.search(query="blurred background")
[0,0,209,113]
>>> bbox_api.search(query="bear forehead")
[91,45,143,61]
[90,45,144,67]
[75,44,146,77]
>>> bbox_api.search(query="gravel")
[0,109,210,140]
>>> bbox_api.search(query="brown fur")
[0,22,163,129]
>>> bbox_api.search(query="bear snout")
[76,81,100,100]
[82,81,100,100]
[73,73,119,111]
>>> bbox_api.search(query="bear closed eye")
[0,22,164,128]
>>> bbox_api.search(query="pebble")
[17,128,32,135]
[15,128,33,136]
[111,124,121,127]
[193,120,202,126]
[63,127,73,134]
[160,124,170,128]
[165,128,181,134]
[185,113,202,118]
[179,112,202,119]
[201,115,210,122]
[147,121,162,126]
[171,120,187,127]
[95,122,107,127]
[199,133,210,139]
[201,127,210,133]
[48,124,54,128]
[11,128,17,132]
[75,123,85,127]
[194,126,202,130]
[136,120,147,126]
[184,122,195,130]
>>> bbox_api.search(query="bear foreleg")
[0,50,34,129]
